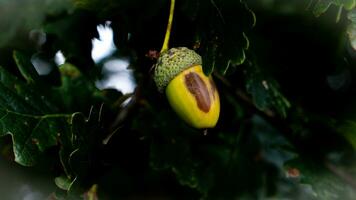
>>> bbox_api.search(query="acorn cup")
[154,47,220,128]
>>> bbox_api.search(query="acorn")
[154,47,220,128]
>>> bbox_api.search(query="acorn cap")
[154,47,202,92]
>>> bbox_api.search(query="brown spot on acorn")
[184,72,211,113]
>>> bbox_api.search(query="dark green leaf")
[193,0,255,75]
[54,63,104,113]
[250,116,297,168]
[245,62,291,118]
[0,54,98,179]
[13,51,40,84]
[335,120,356,150]
[0,65,83,167]
[287,159,356,200]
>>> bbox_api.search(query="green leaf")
[149,133,208,192]
[0,65,83,167]
[193,0,255,75]
[149,114,297,198]
[250,116,297,168]
[313,117,356,150]
[143,108,217,197]
[0,110,78,167]
[335,120,356,149]
[347,9,356,51]
[0,54,98,178]
[83,184,99,200]
[287,159,356,200]
[55,175,72,191]
[245,62,291,118]
[0,54,106,196]
[210,116,298,199]
[54,63,104,113]
[312,0,356,17]
[0,62,58,114]
[13,51,40,84]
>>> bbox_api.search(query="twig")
[160,0,176,53]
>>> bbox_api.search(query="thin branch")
[160,0,176,53]
[210,0,225,24]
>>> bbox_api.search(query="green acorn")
[154,47,220,128]
[153,0,220,128]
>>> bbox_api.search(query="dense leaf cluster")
[0,0,356,199]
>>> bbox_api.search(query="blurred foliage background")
[1,0,356,199]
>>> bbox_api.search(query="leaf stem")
[160,0,175,53]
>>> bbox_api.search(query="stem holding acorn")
[161,0,175,53]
